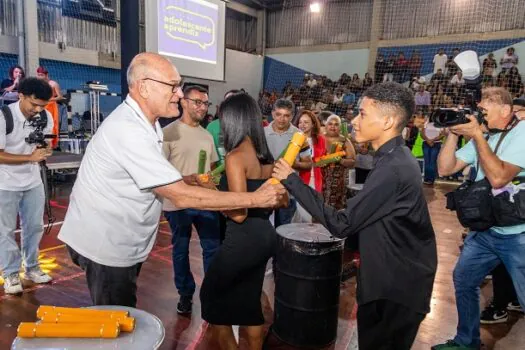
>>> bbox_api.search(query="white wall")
[184,49,264,109]
[268,48,370,80]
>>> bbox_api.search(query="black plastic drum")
[272,223,345,348]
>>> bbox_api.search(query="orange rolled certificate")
[39,313,136,332]
[314,151,346,163]
[270,132,307,184]
[36,306,129,319]
[17,322,120,338]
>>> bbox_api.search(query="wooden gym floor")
[0,182,524,350]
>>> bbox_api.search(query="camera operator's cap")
[454,50,481,80]
[513,98,525,107]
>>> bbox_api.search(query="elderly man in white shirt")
[0,77,55,295]
[58,52,285,307]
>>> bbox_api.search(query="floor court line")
[15,220,167,235]
[34,220,170,255]
[40,244,66,253]
[0,271,85,301]
[1,244,178,300]
[185,321,209,350]
[15,221,63,234]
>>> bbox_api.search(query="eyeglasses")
[142,78,183,93]
[183,97,212,108]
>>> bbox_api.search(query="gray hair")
[273,98,295,113]
[326,114,341,125]
[127,57,148,88]
[126,52,174,89]
[126,63,135,87]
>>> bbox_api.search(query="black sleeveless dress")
[200,176,277,326]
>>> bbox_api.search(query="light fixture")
[310,2,321,13]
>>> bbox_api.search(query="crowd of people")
[258,47,522,121]
[255,47,525,188]
[2,47,525,350]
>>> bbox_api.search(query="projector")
[85,81,109,91]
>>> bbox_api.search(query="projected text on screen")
[158,0,218,64]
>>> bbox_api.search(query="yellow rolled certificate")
[270,132,307,184]
[39,313,136,332]
[17,322,120,338]
[36,305,129,319]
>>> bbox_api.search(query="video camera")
[25,112,56,148]
[431,50,484,128]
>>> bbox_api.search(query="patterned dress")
[322,137,349,210]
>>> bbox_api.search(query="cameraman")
[0,77,54,295]
[433,87,525,350]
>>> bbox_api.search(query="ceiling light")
[310,2,321,13]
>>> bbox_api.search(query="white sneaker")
[25,267,52,284]
[3,273,23,295]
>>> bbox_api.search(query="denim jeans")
[275,198,297,228]
[453,229,525,347]
[423,142,441,183]
[164,209,220,297]
[0,185,45,277]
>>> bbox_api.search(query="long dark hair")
[295,110,321,145]
[9,65,25,80]
[220,93,274,164]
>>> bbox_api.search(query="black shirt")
[282,136,437,314]
[1,78,15,91]
[1,79,18,105]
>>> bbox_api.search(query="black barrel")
[272,223,345,348]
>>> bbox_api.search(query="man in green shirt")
[206,89,244,165]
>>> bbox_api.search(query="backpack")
[1,105,47,135]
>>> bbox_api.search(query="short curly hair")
[362,82,415,131]
[18,77,53,101]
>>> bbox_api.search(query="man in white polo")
[0,77,54,295]
[58,52,285,307]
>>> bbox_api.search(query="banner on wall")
[158,0,219,64]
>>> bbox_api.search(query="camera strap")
[1,105,14,135]
[1,105,48,136]
[474,119,517,177]
[486,115,519,134]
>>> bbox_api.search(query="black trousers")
[357,299,425,350]
[492,263,518,310]
[67,246,143,307]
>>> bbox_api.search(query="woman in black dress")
[200,93,286,349]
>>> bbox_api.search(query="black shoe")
[177,295,193,315]
[480,303,508,324]
[507,300,524,313]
